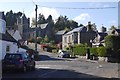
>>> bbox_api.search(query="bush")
[73,47,87,56]
[90,47,98,56]
[105,35,120,50]
[97,47,107,57]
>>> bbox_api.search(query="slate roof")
[115,29,120,33]
[98,32,108,41]
[56,30,67,35]
[0,31,17,42]
[65,26,87,35]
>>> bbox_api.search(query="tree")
[109,25,116,30]
[38,13,46,24]
[54,15,78,31]
[105,35,120,50]
[6,10,15,26]
[5,10,22,26]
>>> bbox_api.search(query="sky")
[0,0,119,31]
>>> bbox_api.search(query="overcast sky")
[0,0,119,31]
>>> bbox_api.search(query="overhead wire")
[37,5,117,10]
[32,0,117,10]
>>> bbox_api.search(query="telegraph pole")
[35,5,38,52]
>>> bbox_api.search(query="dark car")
[58,50,70,58]
[2,52,35,72]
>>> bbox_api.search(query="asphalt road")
[2,43,120,79]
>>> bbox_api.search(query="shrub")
[73,47,87,56]
[97,47,107,57]
[90,47,98,56]
[105,35,120,50]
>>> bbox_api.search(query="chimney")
[87,21,92,31]
[101,25,106,33]
[0,12,6,34]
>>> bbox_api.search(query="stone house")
[55,30,67,43]
[62,22,97,49]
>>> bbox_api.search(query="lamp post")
[35,5,38,52]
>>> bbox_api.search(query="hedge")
[97,47,107,57]
[73,47,87,56]
[90,47,98,56]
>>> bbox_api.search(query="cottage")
[0,12,19,59]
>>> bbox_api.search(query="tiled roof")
[0,31,17,42]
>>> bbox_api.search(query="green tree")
[109,25,116,30]
[6,10,16,26]
[5,10,22,26]
[38,13,46,24]
[105,35,120,50]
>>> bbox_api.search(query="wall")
[0,40,18,59]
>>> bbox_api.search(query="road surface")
[2,43,119,79]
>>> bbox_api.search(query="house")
[107,29,120,36]
[0,31,18,59]
[92,32,108,47]
[0,12,26,59]
[55,30,67,43]
[7,29,22,41]
[62,22,97,49]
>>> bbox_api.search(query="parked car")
[2,52,35,72]
[57,50,70,58]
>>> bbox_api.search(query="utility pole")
[35,5,38,52]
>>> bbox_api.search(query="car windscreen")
[5,54,22,60]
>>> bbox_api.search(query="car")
[57,50,70,58]
[2,52,35,72]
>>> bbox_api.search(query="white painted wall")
[0,19,6,34]
[0,40,18,59]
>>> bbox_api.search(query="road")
[2,43,119,79]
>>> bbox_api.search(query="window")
[6,45,10,53]
[68,36,71,43]
[64,37,67,43]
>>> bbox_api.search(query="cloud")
[73,13,91,23]
[37,7,60,20]
[29,7,60,26]
[30,7,59,21]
